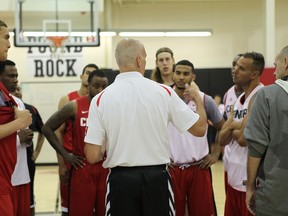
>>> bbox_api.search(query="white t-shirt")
[85,72,200,168]
[11,96,30,186]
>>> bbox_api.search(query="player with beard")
[168,60,225,216]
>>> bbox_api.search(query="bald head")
[274,45,288,79]
[115,38,146,73]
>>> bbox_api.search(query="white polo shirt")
[85,72,200,168]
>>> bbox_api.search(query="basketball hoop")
[47,36,68,57]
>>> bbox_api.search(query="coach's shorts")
[106,165,175,216]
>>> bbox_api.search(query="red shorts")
[12,183,30,216]
[169,165,216,216]
[0,194,14,216]
[224,184,253,216]
[69,162,108,216]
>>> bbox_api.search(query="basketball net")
[47,36,68,58]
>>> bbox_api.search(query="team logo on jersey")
[234,109,247,119]
[80,117,87,127]
[226,105,233,114]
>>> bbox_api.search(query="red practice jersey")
[72,95,89,156]
[63,91,80,151]
[0,82,17,195]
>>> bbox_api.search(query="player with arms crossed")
[219,52,264,216]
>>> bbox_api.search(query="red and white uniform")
[169,92,209,163]
[227,84,263,191]
[69,96,108,216]
[0,82,17,216]
[61,90,80,212]
[224,84,263,216]
[11,96,30,216]
[168,91,221,216]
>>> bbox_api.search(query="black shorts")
[106,165,175,216]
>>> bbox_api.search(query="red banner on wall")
[260,68,275,86]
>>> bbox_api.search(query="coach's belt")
[170,159,204,170]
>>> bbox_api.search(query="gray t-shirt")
[245,84,288,216]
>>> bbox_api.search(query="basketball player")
[84,38,207,216]
[14,85,45,216]
[151,47,175,87]
[1,60,32,216]
[0,21,32,216]
[219,52,264,216]
[168,60,224,216]
[222,54,243,193]
[43,70,109,216]
[55,63,98,215]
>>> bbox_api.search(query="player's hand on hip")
[65,153,85,169]
[199,154,217,169]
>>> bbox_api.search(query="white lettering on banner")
[27,46,84,78]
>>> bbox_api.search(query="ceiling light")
[99,31,117,37]
[165,31,212,37]
[118,32,165,37]
[118,31,212,37]
[10,30,212,38]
